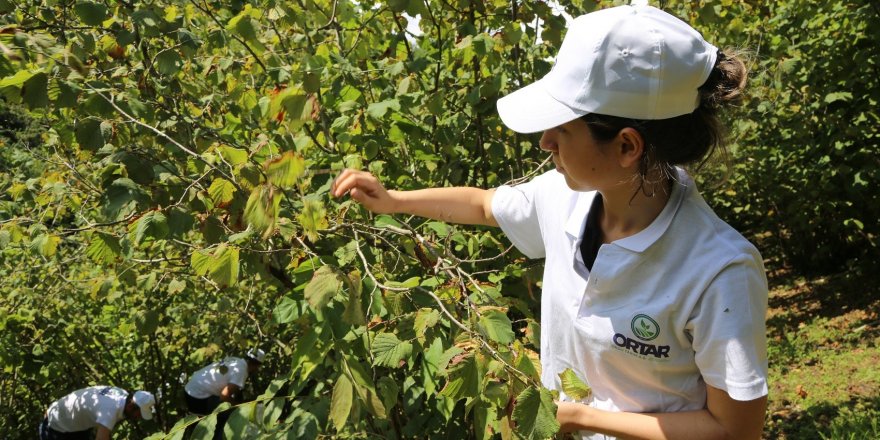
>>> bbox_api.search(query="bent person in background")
[184,348,264,439]
[39,386,155,440]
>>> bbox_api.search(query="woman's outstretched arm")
[331,169,498,227]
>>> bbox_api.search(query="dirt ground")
[763,268,880,439]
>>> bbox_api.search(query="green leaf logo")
[631,314,660,341]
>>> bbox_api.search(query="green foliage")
[511,387,560,440]
[303,265,341,311]
[191,244,240,287]
[478,308,516,345]
[684,0,880,274]
[0,0,555,436]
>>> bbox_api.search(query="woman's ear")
[616,127,645,169]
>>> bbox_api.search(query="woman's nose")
[539,131,557,152]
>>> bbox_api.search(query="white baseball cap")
[132,391,155,420]
[246,348,266,363]
[497,3,718,133]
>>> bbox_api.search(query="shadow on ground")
[765,396,880,440]
[763,267,880,439]
[766,269,880,338]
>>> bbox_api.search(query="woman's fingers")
[332,169,372,198]
[331,168,352,197]
[332,169,393,213]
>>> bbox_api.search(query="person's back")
[185,357,249,400]
[41,386,154,440]
[46,386,127,433]
[183,351,263,440]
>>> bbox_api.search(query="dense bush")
[688,0,879,274]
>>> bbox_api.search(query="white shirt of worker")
[185,357,248,399]
[46,386,128,432]
[492,169,769,440]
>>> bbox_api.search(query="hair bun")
[699,49,748,111]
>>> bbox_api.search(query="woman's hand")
[331,169,398,214]
[556,401,590,433]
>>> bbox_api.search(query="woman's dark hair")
[581,48,748,189]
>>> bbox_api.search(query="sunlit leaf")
[273,296,299,324]
[167,279,187,294]
[384,276,420,289]
[371,332,413,368]
[345,357,387,418]
[244,184,278,237]
[512,387,560,439]
[366,99,400,119]
[414,308,440,342]
[207,178,236,205]
[440,352,480,400]
[128,210,169,245]
[191,244,240,287]
[216,146,249,166]
[86,232,121,264]
[334,240,358,266]
[265,151,305,188]
[824,92,853,104]
[342,271,365,325]
[0,70,36,88]
[304,265,341,310]
[29,233,60,257]
[329,373,353,431]
[269,87,312,123]
[558,368,591,400]
[474,399,496,440]
[515,350,541,382]
[227,7,266,54]
[477,308,515,344]
[297,197,327,242]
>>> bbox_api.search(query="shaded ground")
[763,267,880,439]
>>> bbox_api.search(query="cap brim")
[140,406,153,420]
[497,78,586,133]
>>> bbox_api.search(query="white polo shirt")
[492,169,768,439]
[185,357,249,399]
[46,386,127,432]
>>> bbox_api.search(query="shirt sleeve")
[491,176,546,259]
[689,257,769,401]
[227,358,248,388]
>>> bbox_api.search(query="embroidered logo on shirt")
[631,314,659,341]
[611,314,671,359]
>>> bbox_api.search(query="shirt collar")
[564,168,691,252]
[565,191,596,240]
